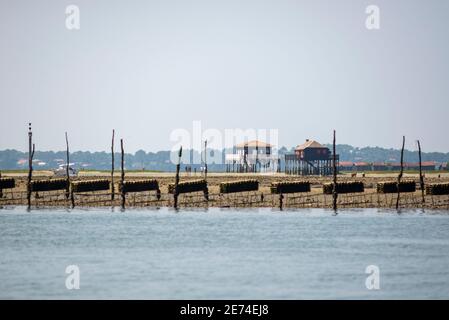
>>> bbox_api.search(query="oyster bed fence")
[1,188,449,209]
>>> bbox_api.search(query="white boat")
[53,163,78,177]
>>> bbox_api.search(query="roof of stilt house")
[295,139,327,151]
[235,140,272,148]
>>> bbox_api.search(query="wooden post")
[65,132,70,199]
[120,139,125,209]
[332,130,338,212]
[111,129,115,202]
[27,123,34,210]
[204,186,209,201]
[204,140,208,180]
[279,193,284,210]
[417,140,425,205]
[255,142,259,173]
[70,186,75,208]
[243,152,248,173]
[396,136,405,211]
[0,171,2,198]
[174,146,182,209]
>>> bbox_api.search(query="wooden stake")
[174,146,182,209]
[255,141,259,173]
[332,130,338,212]
[279,193,284,210]
[396,136,405,211]
[111,129,115,202]
[417,140,425,205]
[120,139,125,209]
[65,132,70,200]
[27,123,34,210]
[70,186,75,208]
[204,140,208,180]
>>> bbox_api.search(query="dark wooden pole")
[27,123,34,210]
[204,140,208,180]
[111,129,115,201]
[174,146,182,209]
[255,142,259,173]
[120,139,125,209]
[65,132,70,199]
[70,185,75,208]
[332,130,338,212]
[279,193,284,210]
[417,140,425,204]
[396,136,405,211]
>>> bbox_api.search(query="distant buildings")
[338,161,437,171]
[339,161,354,171]
[405,161,437,171]
[372,162,387,171]
[16,159,27,166]
[354,162,371,171]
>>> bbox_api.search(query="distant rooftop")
[295,139,326,151]
[235,140,272,148]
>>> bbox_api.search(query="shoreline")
[1,172,449,210]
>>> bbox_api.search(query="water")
[1,206,449,299]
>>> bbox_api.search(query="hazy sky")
[1,0,448,152]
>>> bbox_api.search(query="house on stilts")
[225,140,280,173]
[285,139,338,176]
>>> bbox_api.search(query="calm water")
[0,206,449,299]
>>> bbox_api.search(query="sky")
[1,0,448,153]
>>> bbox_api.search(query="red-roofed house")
[285,139,338,176]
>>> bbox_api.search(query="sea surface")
[0,206,448,299]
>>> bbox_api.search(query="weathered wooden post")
[417,140,425,205]
[27,123,35,210]
[111,129,115,202]
[279,193,284,210]
[396,136,405,211]
[204,185,209,201]
[120,139,125,209]
[65,132,70,199]
[255,142,259,173]
[204,140,208,180]
[70,185,75,208]
[174,146,182,209]
[244,152,248,173]
[332,130,338,212]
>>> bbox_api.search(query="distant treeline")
[326,144,449,164]
[0,145,448,171]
